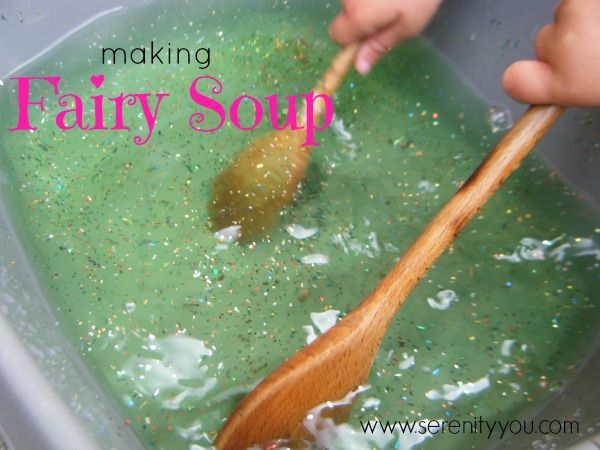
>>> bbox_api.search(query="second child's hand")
[503,0,600,107]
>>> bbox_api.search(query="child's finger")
[533,23,554,62]
[553,0,586,25]
[355,24,413,74]
[502,60,563,105]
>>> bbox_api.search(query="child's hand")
[329,0,442,75]
[503,0,600,106]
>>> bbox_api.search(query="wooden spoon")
[215,104,565,449]
[208,44,359,241]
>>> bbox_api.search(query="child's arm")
[503,0,600,107]
[328,0,442,75]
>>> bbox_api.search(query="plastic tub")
[0,1,598,449]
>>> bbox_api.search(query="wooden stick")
[361,105,565,336]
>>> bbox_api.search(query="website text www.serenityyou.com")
[360,416,579,440]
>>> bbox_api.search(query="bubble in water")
[418,180,437,193]
[487,105,513,133]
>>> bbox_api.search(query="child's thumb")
[502,60,562,105]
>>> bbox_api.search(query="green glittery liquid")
[1,1,599,449]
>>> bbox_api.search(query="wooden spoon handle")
[299,44,359,126]
[317,43,359,95]
[363,104,565,337]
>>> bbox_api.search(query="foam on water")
[425,376,490,401]
[426,289,458,310]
